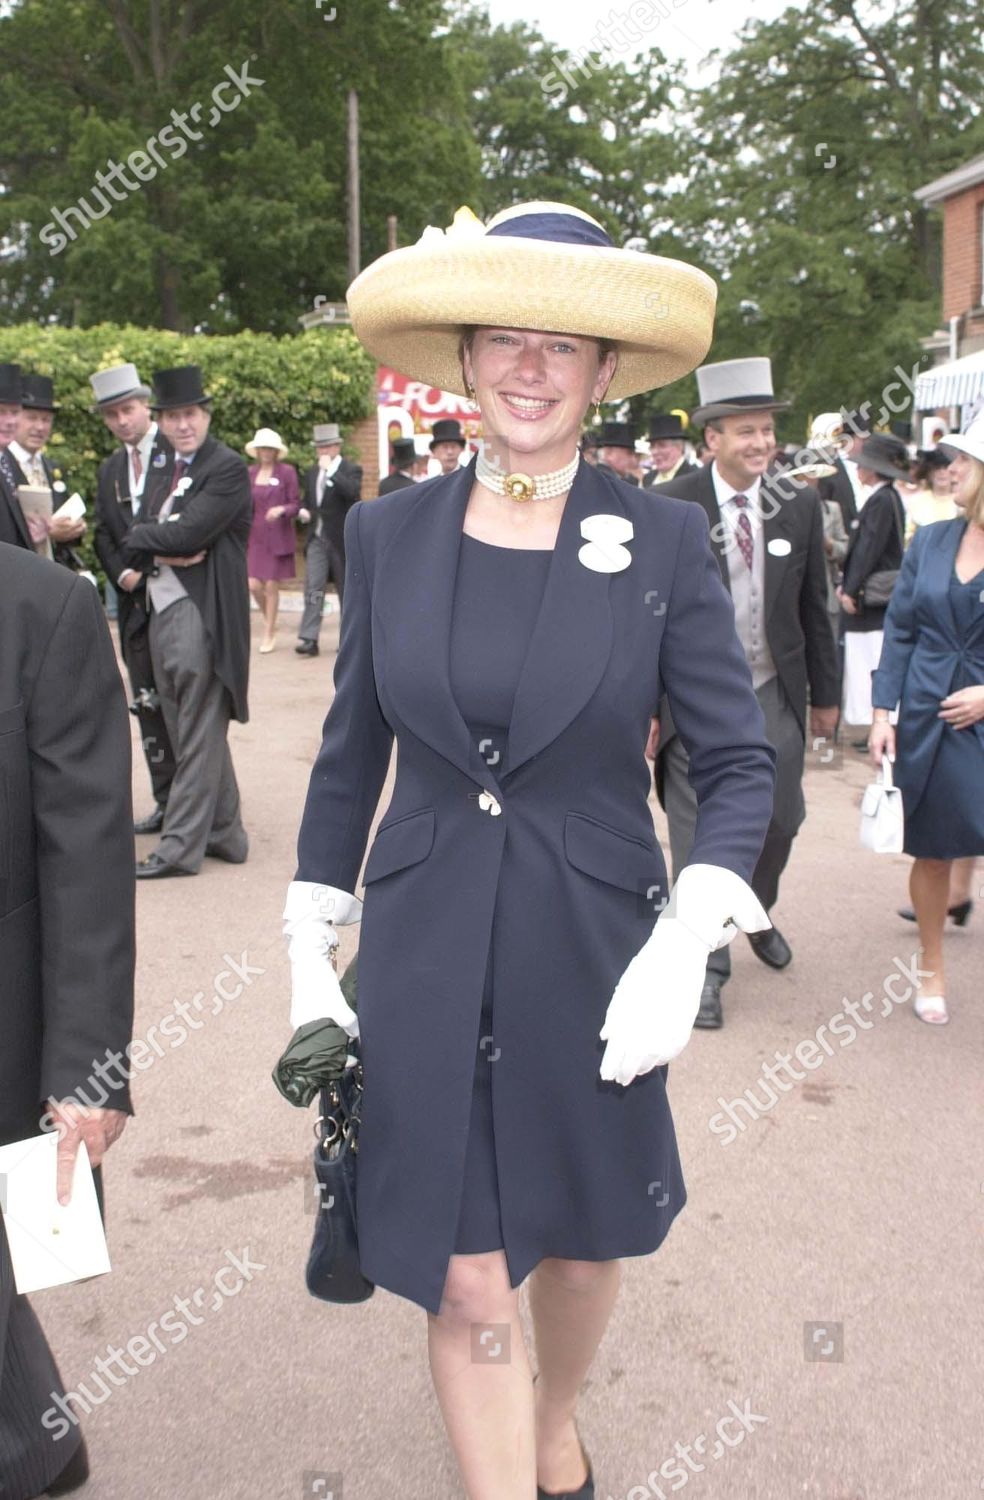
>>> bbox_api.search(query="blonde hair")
[957,454,984,526]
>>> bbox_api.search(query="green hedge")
[0,321,376,503]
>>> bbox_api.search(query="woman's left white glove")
[599,864,771,1085]
[283,880,362,1033]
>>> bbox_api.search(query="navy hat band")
[486,211,613,250]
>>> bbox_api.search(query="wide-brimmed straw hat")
[939,415,984,467]
[246,426,288,459]
[345,202,717,402]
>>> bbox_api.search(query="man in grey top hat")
[296,422,362,656]
[650,356,840,1027]
[91,363,177,834]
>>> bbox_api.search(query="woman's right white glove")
[283,880,362,1034]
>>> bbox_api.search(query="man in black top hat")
[596,421,641,485]
[90,362,176,834]
[378,436,418,495]
[296,422,363,656]
[0,363,33,551]
[121,365,251,879]
[8,376,86,569]
[643,412,696,488]
[429,418,467,475]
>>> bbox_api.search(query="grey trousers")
[148,598,247,872]
[0,1216,80,1500]
[299,534,344,643]
[661,674,805,984]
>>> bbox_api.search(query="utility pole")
[347,89,360,282]
[387,214,398,252]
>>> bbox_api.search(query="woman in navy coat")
[284,203,776,1500]
[870,416,984,1027]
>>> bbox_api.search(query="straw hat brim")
[246,438,289,460]
[346,238,717,402]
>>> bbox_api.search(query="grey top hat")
[90,362,152,410]
[692,357,789,424]
[313,422,342,445]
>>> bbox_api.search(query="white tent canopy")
[915,348,984,409]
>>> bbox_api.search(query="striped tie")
[733,494,754,570]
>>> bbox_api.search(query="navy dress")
[449,533,553,1252]
[902,562,984,859]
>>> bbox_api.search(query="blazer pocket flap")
[564,812,664,895]
[0,702,26,737]
[362,808,435,884]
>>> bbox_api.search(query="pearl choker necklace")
[476,450,580,503]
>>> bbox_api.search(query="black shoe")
[134,806,165,835]
[694,978,723,1029]
[136,852,195,880]
[899,900,972,927]
[47,1435,90,1494]
[747,926,792,969]
[536,1441,594,1499]
[295,640,319,656]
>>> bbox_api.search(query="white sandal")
[914,994,949,1025]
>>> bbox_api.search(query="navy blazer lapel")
[505,462,619,777]
[931,517,966,644]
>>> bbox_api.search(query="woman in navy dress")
[870,415,984,1026]
[244,426,299,653]
[282,203,776,1499]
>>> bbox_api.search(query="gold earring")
[594,402,602,422]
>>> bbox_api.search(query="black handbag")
[306,1052,375,1303]
[860,495,905,607]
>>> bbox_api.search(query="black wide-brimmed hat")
[858,433,910,482]
[915,447,951,471]
[648,412,688,441]
[0,363,22,405]
[391,437,416,466]
[429,419,466,449]
[151,365,212,411]
[21,373,58,411]
[598,421,637,451]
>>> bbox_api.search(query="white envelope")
[51,492,86,522]
[0,1134,111,1295]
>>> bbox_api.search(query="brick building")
[913,153,984,425]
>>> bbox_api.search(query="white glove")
[283,880,362,1034]
[599,864,771,1085]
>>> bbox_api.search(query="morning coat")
[295,459,777,1314]
[0,545,135,1147]
[872,517,984,819]
[123,434,252,723]
[93,427,174,652]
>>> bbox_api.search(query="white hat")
[939,415,984,466]
[245,427,288,459]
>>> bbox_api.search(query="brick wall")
[350,412,379,498]
[942,184,984,323]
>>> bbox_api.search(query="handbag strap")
[880,754,896,790]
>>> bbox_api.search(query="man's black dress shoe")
[133,806,165,835]
[136,852,194,880]
[899,900,971,927]
[747,927,792,969]
[47,1434,89,1494]
[295,640,319,657]
[694,978,723,1029]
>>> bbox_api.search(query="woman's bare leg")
[248,576,265,614]
[427,1251,536,1500]
[910,857,951,999]
[529,1257,620,1492]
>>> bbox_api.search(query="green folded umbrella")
[272,954,359,1108]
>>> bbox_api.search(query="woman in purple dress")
[245,427,300,652]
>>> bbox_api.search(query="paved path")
[36,611,982,1500]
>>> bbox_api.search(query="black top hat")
[0,363,22,406]
[429,419,466,449]
[151,365,212,411]
[580,429,601,450]
[841,406,874,437]
[391,437,416,467]
[598,421,637,451]
[21,373,57,411]
[857,433,910,483]
[648,413,687,442]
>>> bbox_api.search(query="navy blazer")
[293,458,776,1313]
[872,518,984,816]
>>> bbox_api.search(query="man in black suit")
[652,357,840,1027]
[8,376,86,569]
[0,364,33,552]
[296,421,363,657]
[595,420,641,485]
[377,436,417,495]
[642,412,697,488]
[122,365,251,879]
[90,363,177,835]
[0,542,134,1500]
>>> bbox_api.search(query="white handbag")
[859,755,904,854]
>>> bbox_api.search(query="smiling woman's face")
[463,327,616,467]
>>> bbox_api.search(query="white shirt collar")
[127,421,157,462]
[710,463,762,510]
[8,439,38,470]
